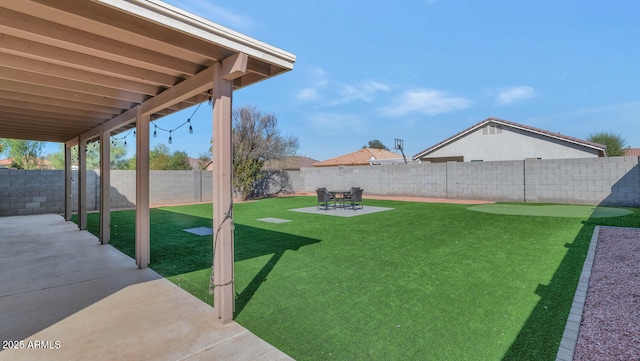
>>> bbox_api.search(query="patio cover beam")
[79,64,218,142]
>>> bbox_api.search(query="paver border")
[555,225,601,361]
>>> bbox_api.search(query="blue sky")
[44,0,640,161]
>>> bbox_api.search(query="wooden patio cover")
[0,0,295,324]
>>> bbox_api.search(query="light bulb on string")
[168,130,173,145]
[188,119,193,134]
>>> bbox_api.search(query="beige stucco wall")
[421,124,600,162]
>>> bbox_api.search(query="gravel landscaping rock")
[573,227,640,361]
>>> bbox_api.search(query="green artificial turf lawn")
[468,203,634,218]
[80,198,640,361]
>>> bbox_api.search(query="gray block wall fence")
[1,156,639,217]
[297,156,640,206]
[0,169,212,217]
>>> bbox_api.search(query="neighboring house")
[313,148,406,167]
[0,157,51,169]
[263,156,319,170]
[624,148,640,157]
[188,157,213,170]
[194,156,318,171]
[0,158,12,168]
[413,117,607,163]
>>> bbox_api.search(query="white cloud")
[308,113,366,135]
[379,89,472,116]
[296,68,329,101]
[297,87,320,101]
[310,68,328,79]
[495,86,536,105]
[334,80,391,104]
[296,70,391,105]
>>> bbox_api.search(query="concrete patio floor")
[0,214,293,361]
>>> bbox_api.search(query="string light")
[110,128,135,147]
[107,93,207,146]
[149,93,207,144]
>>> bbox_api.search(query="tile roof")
[0,158,51,169]
[187,157,212,170]
[413,117,608,159]
[624,148,640,157]
[313,148,403,167]
[263,156,319,170]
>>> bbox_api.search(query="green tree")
[124,157,136,170]
[362,139,389,150]
[110,143,130,169]
[587,131,627,157]
[47,142,129,170]
[148,144,192,170]
[149,144,172,170]
[0,139,45,169]
[232,106,298,200]
[168,150,191,170]
[47,149,65,170]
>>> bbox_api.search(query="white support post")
[64,143,72,221]
[135,108,150,268]
[212,60,236,324]
[99,128,111,244]
[78,137,87,230]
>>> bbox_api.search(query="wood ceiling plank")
[0,33,178,87]
[0,66,148,104]
[0,90,123,115]
[23,0,224,64]
[0,52,161,96]
[0,98,113,119]
[0,7,200,77]
[0,129,75,143]
[2,79,136,110]
[0,120,87,133]
[0,107,107,123]
[0,115,102,130]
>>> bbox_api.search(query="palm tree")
[587,131,627,156]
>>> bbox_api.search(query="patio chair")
[347,188,364,210]
[343,187,360,204]
[316,188,336,210]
